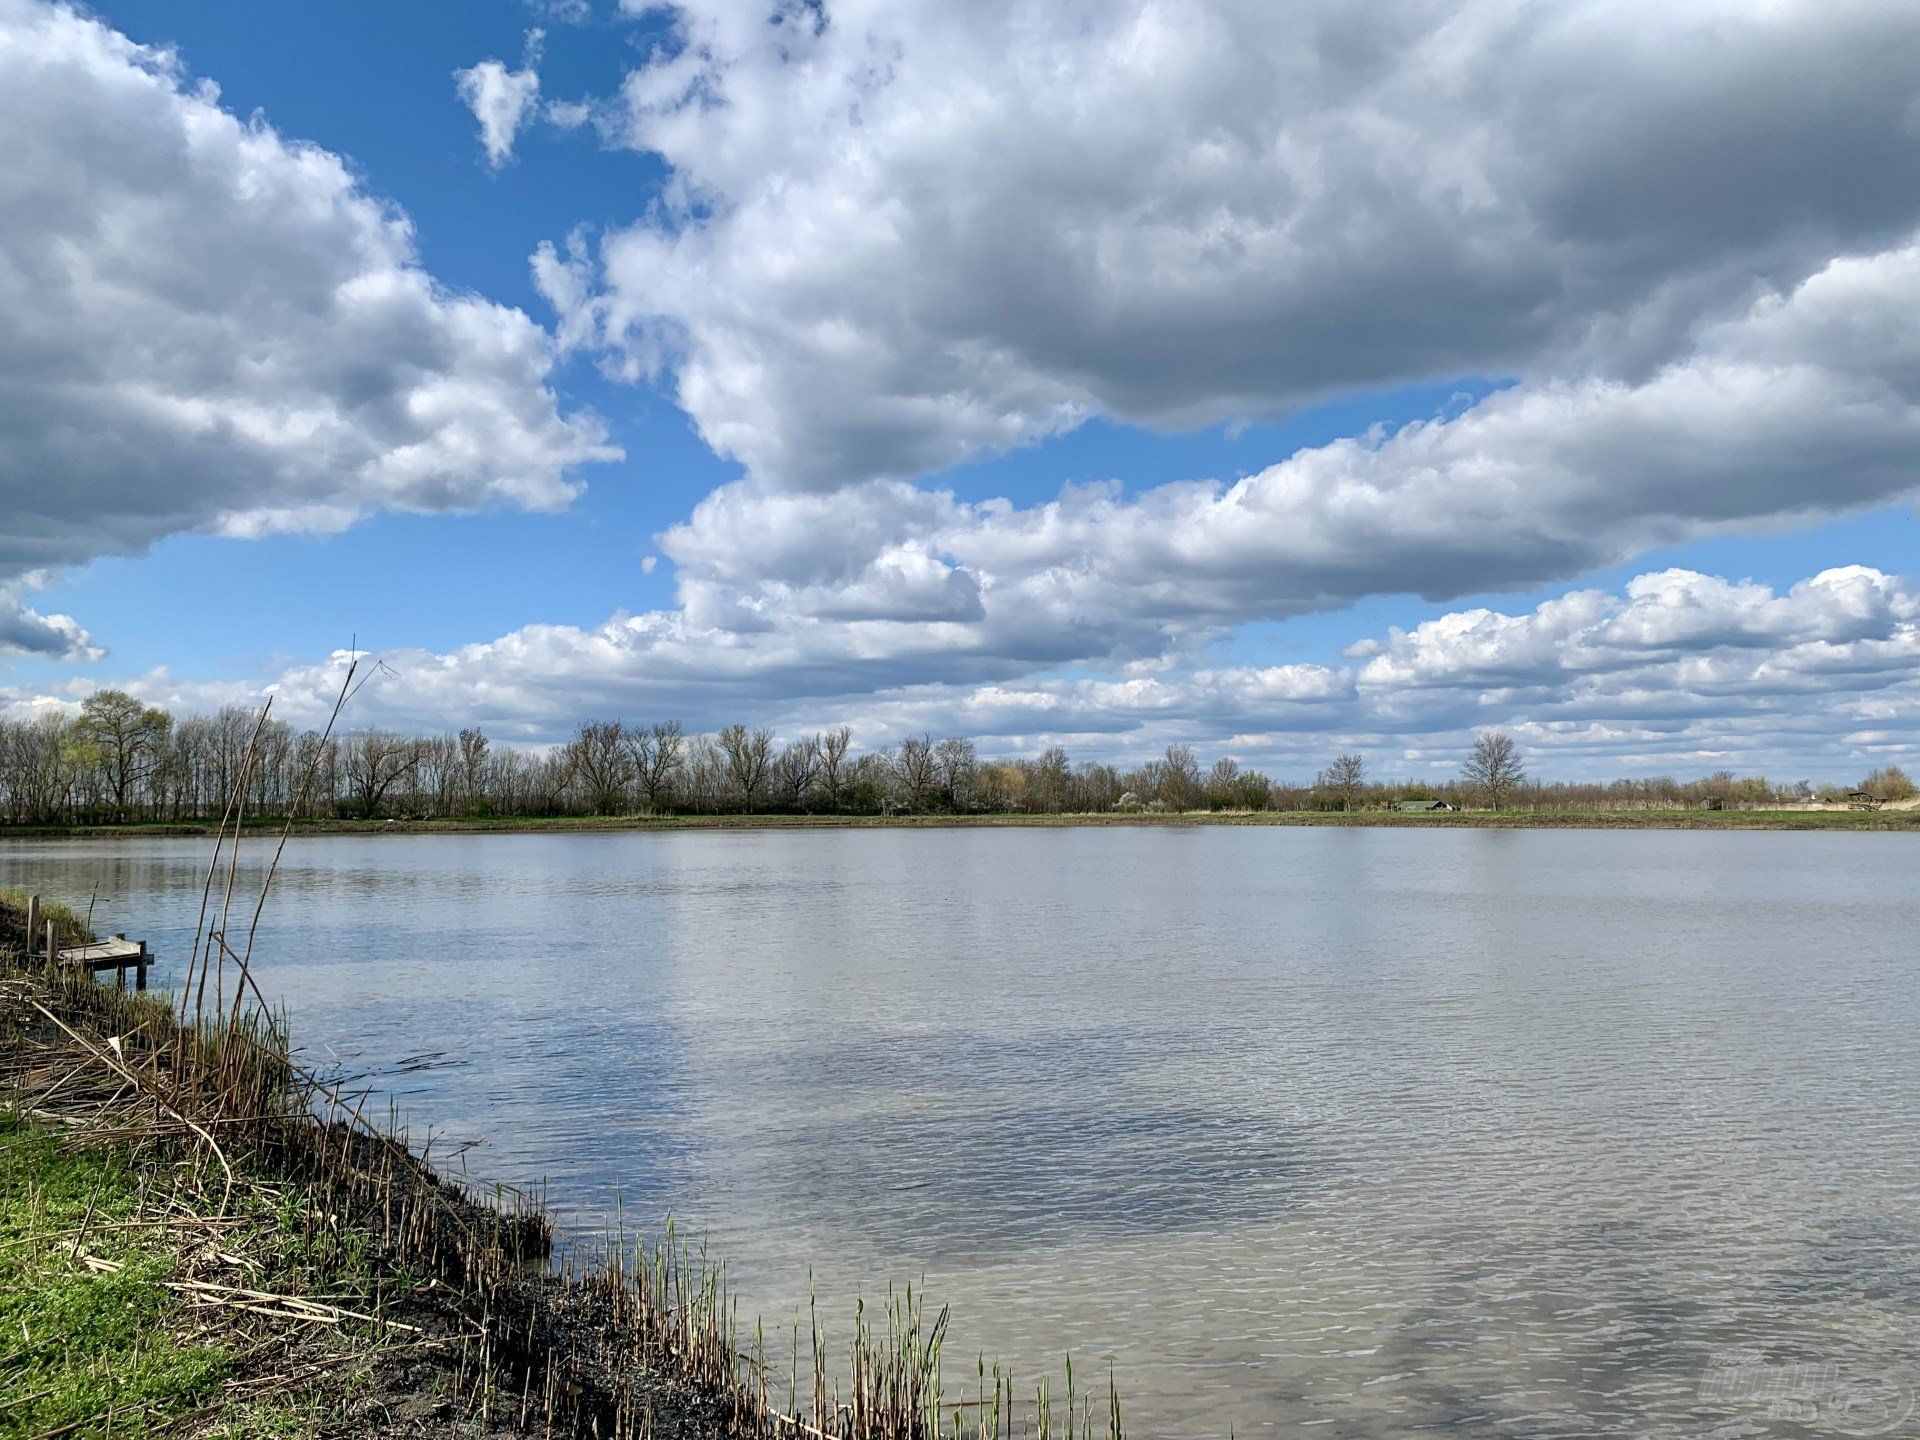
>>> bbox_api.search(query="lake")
[4,826,1917,1438]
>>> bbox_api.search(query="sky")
[3,0,1920,783]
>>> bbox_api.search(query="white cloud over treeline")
[513,0,1920,764]
[12,564,1916,781]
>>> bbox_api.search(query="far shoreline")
[3,806,1918,840]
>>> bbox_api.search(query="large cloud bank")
[8,0,1920,778]
[623,222,1920,707]
[547,0,1920,492]
[513,0,1920,768]
[0,0,616,655]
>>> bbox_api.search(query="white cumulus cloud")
[0,582,97,662]
[17,564,1911,784]
[645,229,1920,671]
[455,30,545,167]
[0,0,616,624]
[548,0,1920,491]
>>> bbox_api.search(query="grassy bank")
[0,887,91,943]
[3,806,1917,839]
[1,1115,262,1438]
[0,938,570,1438]
[0,891,1124,1439]
[0,1108,437,1439]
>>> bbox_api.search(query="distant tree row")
[0,692,1910,826]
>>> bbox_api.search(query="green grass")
[0,1102,430,1440]
[0,1114,231,1439]
[0,887,93,947]
[195,1394,326,1440]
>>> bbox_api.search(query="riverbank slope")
[0,892,1120,1440]
[0,944,743,1438]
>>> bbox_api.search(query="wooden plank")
[58,936,152,991]
[59,937,147,964]
[49,930,152,989]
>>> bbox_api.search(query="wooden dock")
[20,895,152,990]
[57,936,152,991]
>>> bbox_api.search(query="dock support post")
[136,939,149,992]
[25,895,39,957]
[45,919,56,968]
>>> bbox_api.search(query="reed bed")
[0,701,1130,1440]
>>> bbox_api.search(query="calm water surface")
[4,827,1918,1438]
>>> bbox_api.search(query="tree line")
[0,691,1911,826]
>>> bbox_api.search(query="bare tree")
[895,734,938,811]
[1159,743,1202,811]
[342,731,423,819]
[417,733,460,815]
[629,720,685,813]
[934,736,977,811]
[775,734,822,810]
[1318,753,1366,812]
[718,724,775,812]
[856,751,902,813]
[1462,730,1526,810]
[204,706,262,820]
[1073,760,1121,812]
[290,730,338,820]
[456,728,491,813]
[684,734,726,811]
[567,720,632,815]
[818,726,852,809]
[246,717,294,814]
[1031,746,1071,813]
[1134,758,1169,809]
[0,713,74,823]
[1205,756,1241,809]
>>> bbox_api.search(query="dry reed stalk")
[227,652,372,1034]
[182,700,273,1028]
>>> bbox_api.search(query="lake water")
[4,826,1918,1438]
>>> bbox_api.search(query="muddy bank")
[0,964,744,1438]
[0,893,1120,1439]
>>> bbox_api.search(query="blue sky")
[4,0,1920,780]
